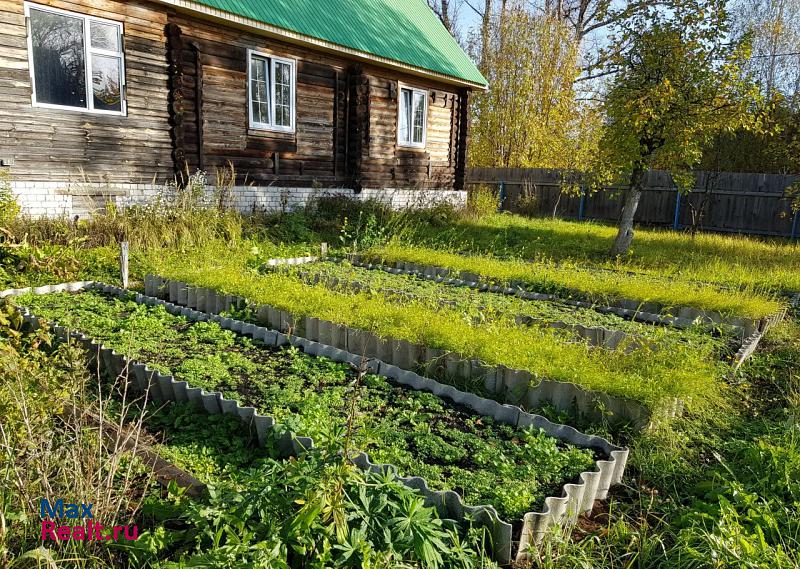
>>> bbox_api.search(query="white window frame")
[24,1,126,116]
[247,49,296,134]
[397,84,428,149]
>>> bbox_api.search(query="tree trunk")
[480,0,492,75]
[610,168,645,256]
[441,0,452,33]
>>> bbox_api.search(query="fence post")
[498,181,506,212]
[578,185,587,221]
[673,190,682,231]
[792,209,799,241]
[120,241,129,289]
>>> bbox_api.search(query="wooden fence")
[466,168,800,238]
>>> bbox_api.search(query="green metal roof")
[188,0,487,87]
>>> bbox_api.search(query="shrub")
[466,185,499,219]
[0,301,154,567]
[0,169,19,228]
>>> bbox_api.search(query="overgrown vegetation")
[0,301,498,568]
[2,190,800,567]
[122,403,498,568]
[393,212,800,294]
[147,244,726,410]
[16,289,597,521]
[0,301,154,568]
[530,318,800,568]
[275,260,730,348]
[360,242,783,320]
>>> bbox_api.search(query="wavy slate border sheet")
[282,268,660,354]
[2,281,628,565]
[344,255,789,341]
[265,256,319,267]
[145,274,662,429]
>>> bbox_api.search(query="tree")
[698,99,800,173]
[598,0,762,256]
[469,5,602,176]
[733,0,800,101]
[427,0,457,35]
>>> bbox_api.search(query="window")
[248,50,295,132]
[398,86,427,148]
[25,2,125,114]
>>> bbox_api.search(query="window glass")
[399,87,426,146]
[29,8,86,108]
[248,52,294,131]
[90,21,119,51]
[412,91,426,144]
[273,61,292,127]
[91,54,122,111]
[28,5,125,113]
[250,56,270,125]
[399,89,412,143]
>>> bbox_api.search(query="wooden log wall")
[166,12,349,186]
[0,0,174,183]
[168,11,468,190]
[0,0,471,192]
[359,72,462,190]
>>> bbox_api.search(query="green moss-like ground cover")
[277,260,728,349]
[403,214,800,294]
[148,246,725,410]
[359,242,784,321]
[19,290,597,520]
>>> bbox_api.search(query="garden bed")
[269,259,730,354]
[143,252,729,425]
[357,244,787,335]
[147,274,690,426]
[7,282,628,564]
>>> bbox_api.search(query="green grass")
[531,317,800,568]
[19,290,597,520]
[276,260,729,347]
[361,241,784,321]
[144,244,728,410]
[403,213,800,293]
[4,199,799,568]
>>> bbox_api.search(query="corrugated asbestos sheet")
[188,0,487,86]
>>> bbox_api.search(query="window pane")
[250,56,270,124]
[90,21,120,51]
[91,54,122,111]
[399,89,412,143]
[412,92,426,144]
[273,62,292,127]
[30,8,86,108]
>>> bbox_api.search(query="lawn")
[402,213,800,293]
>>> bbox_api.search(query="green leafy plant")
[19,290,597,521]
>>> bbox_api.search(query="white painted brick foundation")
[10,181,467,218]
